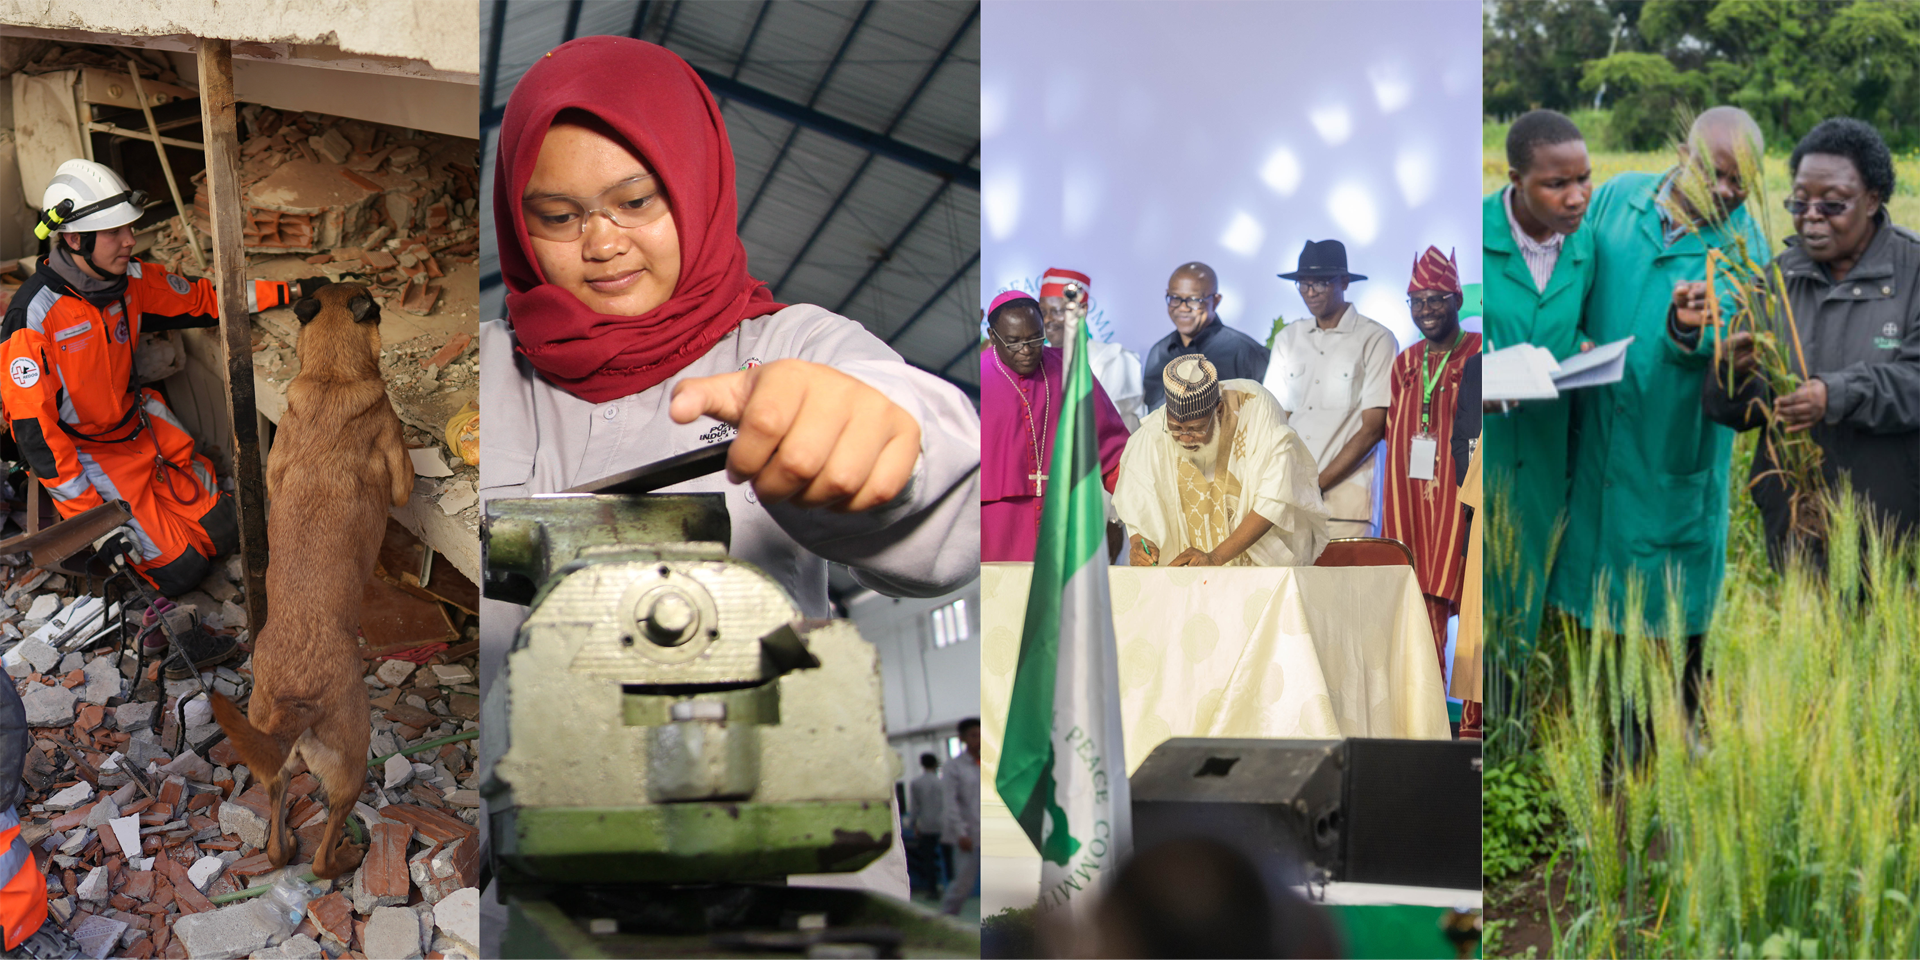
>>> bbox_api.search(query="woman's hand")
[1774,378,1827,432]
[670,359,921,511]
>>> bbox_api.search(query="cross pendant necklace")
[992,354,1052,496]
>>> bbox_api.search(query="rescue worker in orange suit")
[3,160,315,676]
[0,672,70,959]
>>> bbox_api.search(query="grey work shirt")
[478,304,982,694]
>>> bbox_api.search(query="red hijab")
[494,36,786,403]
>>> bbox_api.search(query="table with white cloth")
[978,562,1451,914]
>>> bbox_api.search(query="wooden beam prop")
[126,59,205,271]
[196,39,269,637]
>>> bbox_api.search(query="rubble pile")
[158,106,480,319]
[0,534,483,958]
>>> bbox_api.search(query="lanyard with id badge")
[1410,344,1452,482]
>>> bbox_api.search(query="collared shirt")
[908,771,945,836]
[1655,172,1689,246]
[1141,315,1271,412]
[1265,305,1396,523]
[1503,186,1565,292]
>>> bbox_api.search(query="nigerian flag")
[993,309,1132,916]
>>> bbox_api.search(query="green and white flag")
[994,309,1131,916]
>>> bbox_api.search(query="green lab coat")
[1544,170,1768,636]
[1483,189,1595,650]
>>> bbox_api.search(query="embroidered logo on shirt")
[53,321,93,343]
[699,423,737,443]
[1875,337,1901,350]
[9,358,39,388]
[167,274,190,295]
[738,357,762,371]
[1884,322,1900,338]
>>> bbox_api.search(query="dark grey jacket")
[1703,213,1920,564]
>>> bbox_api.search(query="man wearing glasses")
[979,292,1130,562]
[1382,247,1481,729]
[1113,355,1328,567]
[1141,262,1270,413]
[1268,240,1396,538]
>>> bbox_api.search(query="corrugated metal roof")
[479,0,980,397]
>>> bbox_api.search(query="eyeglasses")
[991,330,1046,354]
[1165,416,1213,440]
[522,175,671,241]
[1296,280,1337,294]
[1408,294,1456,313]
[1784,197,1855,217]
[1165,293,1215,311]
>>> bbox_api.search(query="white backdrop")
[981,0,1484,357]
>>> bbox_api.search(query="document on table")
[1483,337,1635,402]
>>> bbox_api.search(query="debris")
[70,914,127,960]
[170,899,281,959]
[23,683,78,726]
[108,815,141,856]
[25,594,59,621]
[408,447,454,478]
[76,865,109,901]
[76,656,123,706]
[45,781,92,811]
[433,887,481,956]
[384,753,413,790]
[428,664,474,686]
[375,659,415,688]
[364,905,426,960]
[438,481,477,517]
[14,636,60,674]
[255,934,326,959]
[188,854,226,889]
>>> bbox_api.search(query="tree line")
[1484,0,1920,153]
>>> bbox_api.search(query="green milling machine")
[480,446,979,959]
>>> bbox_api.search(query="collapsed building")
[0,6,481,958]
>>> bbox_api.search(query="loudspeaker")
[1341,738,1481,890]
[1128,737,1481,891]
[1129,738,1346,879]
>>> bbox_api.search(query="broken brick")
[308,891,354,950]
[421,332,471,370]
[378,804,474,847]
[122,871,154,900]
[361,822,413,901]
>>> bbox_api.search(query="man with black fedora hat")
[1268,239,1397,539]
[1142,261,1271,413]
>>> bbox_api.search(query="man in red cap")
[1382,246,1481,736]
[1038,268,1145,432]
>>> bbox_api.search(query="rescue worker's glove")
[248,279,295,313]
[89,525,140,575]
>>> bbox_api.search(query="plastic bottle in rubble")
[254,872,316,944]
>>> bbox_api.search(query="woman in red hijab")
[478,34,979,903]
[481,35,978,592]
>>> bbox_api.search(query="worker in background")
[2,159,317,677]
[0,677,74,958]
[907,752,947,899]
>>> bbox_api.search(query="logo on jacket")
[113,315,130,344]
[1884,322,1900,338]
[9,358,39,388]
[167,274,191,295]
[738,358,762,370]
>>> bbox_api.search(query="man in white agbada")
[1115,356,1330,567]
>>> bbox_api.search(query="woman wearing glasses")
[1703,116,1920,567]
[478,37,980,677]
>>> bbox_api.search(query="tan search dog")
[210,282,410,878]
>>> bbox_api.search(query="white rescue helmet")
[35,159,146,239]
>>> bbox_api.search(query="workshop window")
[930,598,969,648]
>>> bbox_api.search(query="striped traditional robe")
[1383,332,1480,670]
